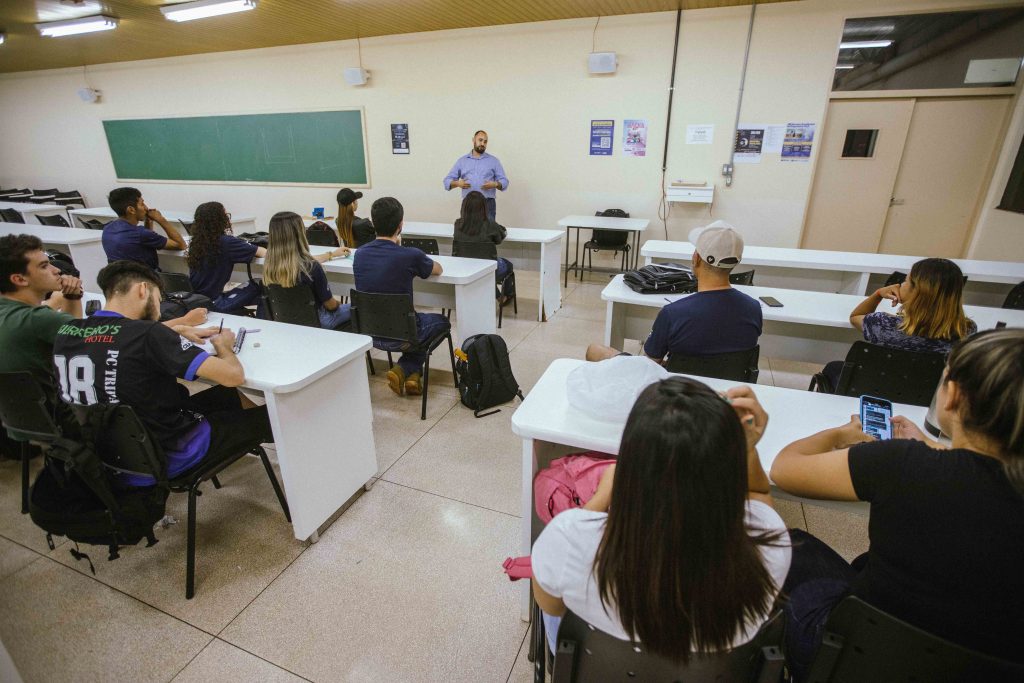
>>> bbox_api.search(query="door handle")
[889,197,905,206]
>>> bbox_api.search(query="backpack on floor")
[534,452,615,524]
[454,334,524,418]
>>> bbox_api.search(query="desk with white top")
[510,357,929,618]
[641,240,1024,306]
[0,222,107,290]
[601,275,1024,365]
[559,215,650,287]
[0,201,71,225]
[70,207,258,235]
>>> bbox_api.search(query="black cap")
[336,188,363,206]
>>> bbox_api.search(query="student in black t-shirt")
[52,261,273,486]
[771,329,1024,678]
[335,188,375,249]
[454,191,514,303]
[187,201,266,314]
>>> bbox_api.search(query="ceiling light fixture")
[0,32,6,46]
[839,40,893,49]
[835,65,856,70]
[37,15,119,37]
[160,0,258,23]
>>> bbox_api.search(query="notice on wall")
[623,119,648,157]
[391,123,409,154]
[686,124,714,145]
[781,122,815,162]
[733,127,764,163]
[762,125,787,154]
[590,120,615,156]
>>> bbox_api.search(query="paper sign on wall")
[763,125,786,154]
[733,127,764,163]
[781,122,815,161]
[686,124,714,145]
[391,123,409,154]
[590,120,615,156]
[623,119,648,157]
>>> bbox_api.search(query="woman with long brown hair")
[335,188,375,248]
[187,201,266,314]
[531,377,791,660]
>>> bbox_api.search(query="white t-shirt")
[531,500,791,647]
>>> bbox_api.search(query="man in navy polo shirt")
[101,187,187,270]
[353,197,448,397]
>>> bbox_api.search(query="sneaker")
[387,366,406,396]
[405,372,423,396]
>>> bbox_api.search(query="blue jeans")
[496,257,513,282]
[486,197,497,221]
[319,303,352,330]
[210,280,262,314]
[543,612,561,654]
[373,312,450,376]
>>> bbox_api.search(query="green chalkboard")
[102,110,368,185]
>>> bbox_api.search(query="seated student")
[454,191,514,299]
[818,257,977,388]
[101,187,187,269]
[336,188,375,249]
[771,329,1024,679]
[52,261,273,486]
[353,196,447,397]
[187,201,266,314]
[586,223,761,363]
[532,378,790,657]
[263,211,351,330]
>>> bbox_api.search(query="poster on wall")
[623,119,648,157]
[781,123,815,161]
[391,123,410,154]
[733,127,764,163]
[590,120,615,156]
[762,125,787,154]
[686,124,714,144]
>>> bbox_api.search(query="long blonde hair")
[264,211,314,287]
[899,258,973,341]
[336,202,356,248]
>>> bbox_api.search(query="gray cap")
[691,220,743,269]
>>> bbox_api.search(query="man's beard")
[475,145,485,153]
[143,297,159,321]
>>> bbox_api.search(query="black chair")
[30,188,58,203]
[808,341,944,406]
[0,189,32,200]
[36,213,71,227]
[79,218,109,231]
[53,191,86,208]
[665,345,760,383]
[1003,281,1024,310]
[0,372,59,515]
[349,290,457,420]
[178,219,196,236]
[403,238,440,255]
[452,240,518,328]
[582,209,631,276]
[883,271,907,287]
[157,271,194,296]
[263,284,322,328]
[805,596,1024,682]
[729,269,755,286]
[535,605,785,683]
[305,224,339,247]
[0,208,25,223]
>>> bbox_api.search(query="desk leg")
[264,356,378,542]
[521,438,536,622]
[539,240,562,322]
[454,274,497,342]
[563,227,571,288]
[604,300,628,348]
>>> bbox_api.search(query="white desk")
[0,201,71,225]
[401,221,564,322]
[601,275,1024,365]
[69,207,257,235]
[0,222,107,290]
[558,215,650,286]
[510,357,928,618]
[641,240,1024,306]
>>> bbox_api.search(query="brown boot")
[404,372,423,396]
[387,365,406,396]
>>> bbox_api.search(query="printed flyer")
[590,120,615,156]
[623,119,648,157]
[781,123,815,161]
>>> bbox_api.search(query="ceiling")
[0,0,793,74]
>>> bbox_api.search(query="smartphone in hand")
[860,395,893,440]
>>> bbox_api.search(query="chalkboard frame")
[102,107,371,188]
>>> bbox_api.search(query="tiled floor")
[0,270,871,683]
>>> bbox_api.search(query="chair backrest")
[0,372,61,442]
[177,219,195,236]
[0,208,25,223]
[30,188,58,203]
[552,609,785,683]
[591,209,632,247]
[806,596,1024,683]
[80,218,108,230]
[729,269,755,286]
[835,342,945,407]
[157,271,193,295]
[665,346,760,383]
[306,224,339,247]
[884,271,907,287]
[37,213,70,227]
[1003,281,1024,310]
[264,283,321,328]
[349,289,418,342]
[54,190,86,208]
[402,237,440,255]
[452,240,497,260]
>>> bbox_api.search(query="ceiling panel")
[0,0,794,74]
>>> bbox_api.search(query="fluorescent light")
[840,40,893,49]
[161,0,258,22]
[0,33,5,46]
[835,65,856,70]
[37,15,119,37]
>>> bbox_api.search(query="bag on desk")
[237,231,270,248]
[455,334,525,418]
[159,292,213,322]
[623,263,697,295]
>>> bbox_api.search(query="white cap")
[691,220,743,269]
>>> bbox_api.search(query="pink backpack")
[534,451,615,524]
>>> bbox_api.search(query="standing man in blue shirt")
[443,130,509,221]
[102,187,187,270]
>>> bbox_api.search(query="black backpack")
[455,334,525,417]
[306,221,340,247]
[45,248,80,278]
[237,231,270,248]
[159,292,214,322]
[623,262,697,295]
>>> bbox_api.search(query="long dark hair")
[458,191,488,236]
[593,377,780,661]
[186,202,230,270]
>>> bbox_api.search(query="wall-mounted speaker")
[344,67,370,86]
[77,87,100,103]
[588,52,617,75]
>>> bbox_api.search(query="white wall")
[0,0,1021,261]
